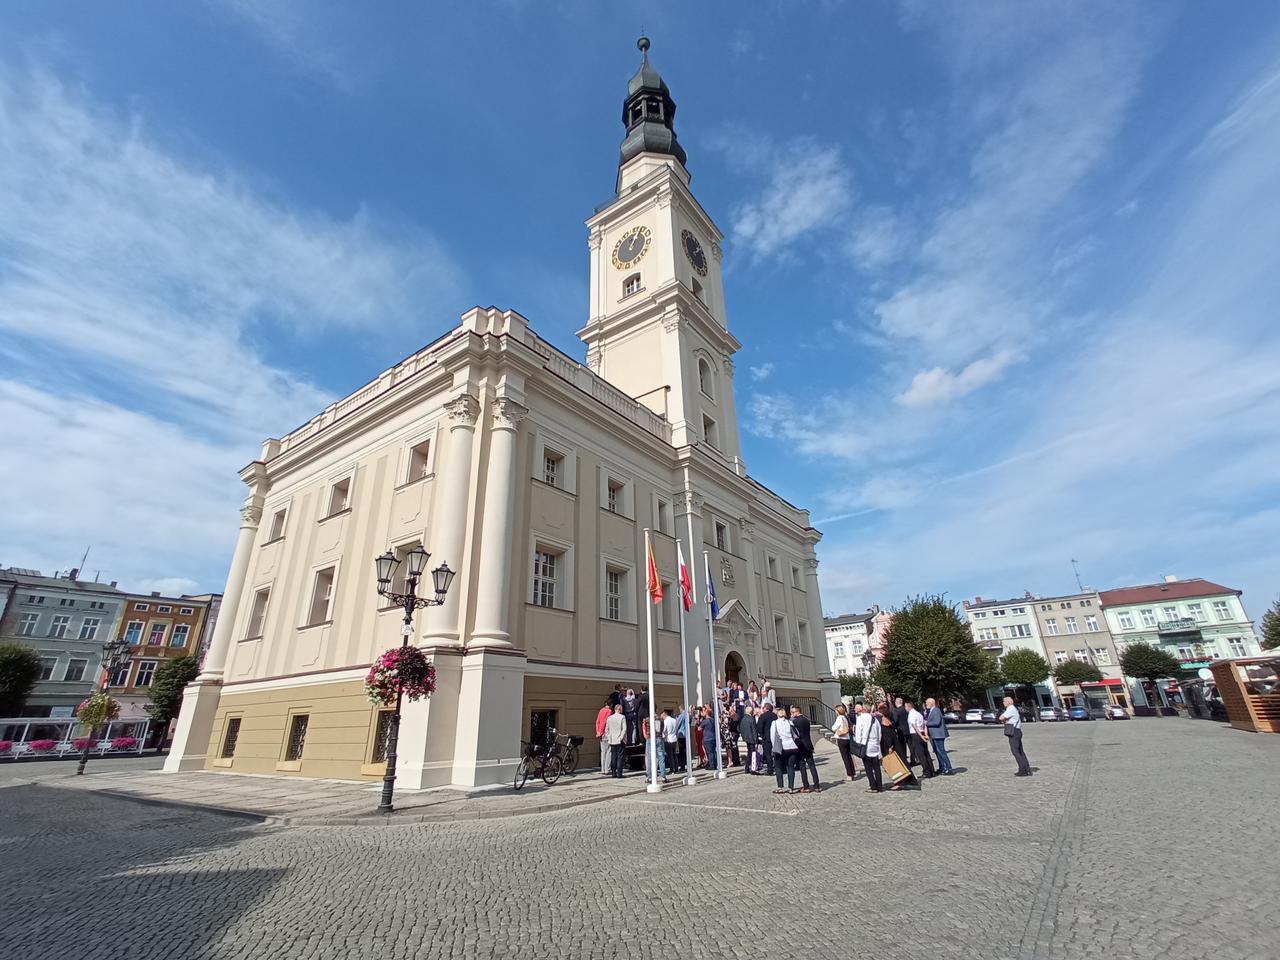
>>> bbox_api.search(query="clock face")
[612,225,651,270]
[681,228,709,276]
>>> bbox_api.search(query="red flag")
[677,541,692,612]
[646,531,664,605]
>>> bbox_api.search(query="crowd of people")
[595,679,1034,788]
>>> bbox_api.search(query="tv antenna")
[1071,558,1084,593]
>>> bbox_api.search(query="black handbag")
[851,718,867,758]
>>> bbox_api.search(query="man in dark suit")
[757,702,777,777]
[739,705,759,774]
[789,704,821,792]
[889,696,911,764]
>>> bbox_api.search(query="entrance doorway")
[724,652,745,686]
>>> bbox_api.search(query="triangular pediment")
[714,597,759,631]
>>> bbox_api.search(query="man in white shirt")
[904,699,936,778]
[661,709,679,774]
[1000,696,1033,777]
[605,704,628,778]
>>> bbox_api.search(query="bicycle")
[559,734,584,775]
[513,731,567,790]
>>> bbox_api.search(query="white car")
[964,708,985,724]
[1039,707,1065,722]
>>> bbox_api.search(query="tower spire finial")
[637,34,650,62]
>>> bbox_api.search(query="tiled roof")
[1098,579,1239,607]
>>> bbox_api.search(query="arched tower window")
[697,357,713,399]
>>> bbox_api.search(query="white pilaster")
[422,393,480,646]
[470,396,528,648]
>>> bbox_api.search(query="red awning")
[1081,679,1124,687]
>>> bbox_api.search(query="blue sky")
[1,1,1277,627]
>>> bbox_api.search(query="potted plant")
[0,740,12,755]
[111,736,139,751]
[28,738,57,753]
[365,646,437,706]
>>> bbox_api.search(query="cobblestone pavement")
[2,721,1275,960]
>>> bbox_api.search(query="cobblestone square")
[2,720,1275,960]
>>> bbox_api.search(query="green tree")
[146,656,200,750]
[874,595,994,702]
[1119,643,1183,715]
[1053,659,1104,687]
[0,643,43,716]
[1260,597,1280,651]
[1001,648,1052,715]
[838,674,866,699]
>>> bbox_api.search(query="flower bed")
[0,740,12,754]
[27,739,57,753]
[365,645,437,706]
[111,736,139,750]
[72,737,97,752]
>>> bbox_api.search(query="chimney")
[68,568,79,581]
[975,596,983,603]
[1024,590,1032,599]
[109,580,118,588]
[151,591,161,597]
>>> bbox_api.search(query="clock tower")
[578,37,743,462]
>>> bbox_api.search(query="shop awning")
[1081,679,1124,687]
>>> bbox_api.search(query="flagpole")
[676,539,696,787]
[704,551,726,780]
[643,530,661,794]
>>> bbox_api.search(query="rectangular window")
[371,710,395,762]
[606,479,623,514]
[973,611,986,619]
[774,615,788,651]
[1139,609,1157,627]
[714,521,729,552]
[1046,618,1059,635]
[179,606,194,616]
[78,617,101,640]
[767,556,779,580]
[1228,638,1246,657]
[543,451,563,487]
[1187,602,1205,622]
[90,601,105,610]
[1212,600,1231,621]
[158,605,172,614]
[1162,606,1179,622]
[1085,615,1099,631]
[109,664,130,687]
[833,641,845,657]
[284,714,309,761]
[407,439,432,482]
[798,620,810,654]
[59,597,75,607]
[702,414,719,449]
[136,602,150,611]
[49,615,71,638]
[171,624,191,647]
[246,588,270,638]
[1093,648,1112,665]
[27,595,45,604]
[124,620,144,644]
[148,622,168,646]
[38,657,58,680]
[63,659,88,683]
[1118,612,1134,629]
[532,549,558,608]
[791,565,802,589]
[977,627,999,642]
[623,273,642,297]
[1177,645,1194,660]
[17,613,38,636]
[327,477,351,516]
[267,508,287,541]
[1055,651,1068,664]
[658,580,676,631]
[1066,617,1079,633]
[656,497,671,535]
[1074,648,1088,660]
[1011,606,1026,615]
[134,661,157,687]
[308,567,336,625]
[1004,624,1032,638]
[605,568,623,621]
[220,717,242,759]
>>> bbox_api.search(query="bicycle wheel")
[514,757,530,790]
[561,744,579,775]
[541,754,563,785]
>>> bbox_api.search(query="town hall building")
[167,40,836,789]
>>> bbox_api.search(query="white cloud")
[206,0,366,91]
[896,350,1019,408]
[0,60,464,593]
[749,362,775,381]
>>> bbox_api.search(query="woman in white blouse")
[832,704,857,782]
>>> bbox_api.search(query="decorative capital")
[443,394,481,427]
[805,557,819,571]
[587,228,603,251]
[661,308,683,334]
[491,397,529,431]
[737,516,753,539]
[677,491,703,515]
[586,346,602,372]
[712,241,723,263]
[240,504,263,527]
[722,356,735,378]
[657,185,673,209]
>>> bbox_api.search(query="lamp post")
[373,545,454,813]
[76,638,132,776]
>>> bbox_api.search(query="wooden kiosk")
[1209,654,1280,733]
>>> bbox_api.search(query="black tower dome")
[619,37,686,170]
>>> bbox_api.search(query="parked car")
[1067,706,1092,721]
[1039,706,1065,722]
[964,708,985,724]
[1104,705,1130,720]
[981,709,999,724]
[943,710,963,724]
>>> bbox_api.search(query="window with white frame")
[179,606,194,616]
[38,658,57,680]
[49,615,70,638]
[702,414,719,449]
[135,602,150,612]
[171,624,191,647]
[148,622,168,646]
[623,272,642,297]
[790,565,802,589]
[1093,648,1112,665]
[1074,648,1088,660]
[158,605,172,614]
[89,601,105,610]
[605,477,628,515]
[994,609,1006,617]
[977,627,999,642]
[833,642,845,657]
[1066,617,1078,633]
[1212,600,1231,621]
[1011,606,1026,614]
[1045,618,1059,635]
[604,567,625,622]
[1085,615,1099,631]
[63,659,87,683]
[1162,606,1179,622]
[1187,602,1205,622]
[246,588,270,638]
[655,497,672,535]
[27,595,45,604]
[59,597,75,607]
[1118,611,1135,629]
[837,668,848,678]
[767,555,779,580]
[697,357,714,399]
[532,547,560,608]
[543,450,564,487]
[1139,609,1157,627]
[79,617,101,641]
[124,620,144,644]
[407,439,432,482]
[17,613,38,636]
[1177,645,1194,660]
[386,541,423,598]
[1005,624,1032,639]
[714,520,729,552]
[326,477,351,516]
[307,567,336,625]
[972,611,987,619]
[1227,638,1246,657]
[1055,650,1068,664]
[134,660,157,687]
[774,615,788,651]
[267,507,287,541]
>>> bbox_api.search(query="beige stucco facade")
[166,78,835,788]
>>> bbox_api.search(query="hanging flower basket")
[76,693,121,728]
[365,645,436,706]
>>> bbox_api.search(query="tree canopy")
[1261,597,1280,651]
[0,643,43,716]
[838,674,866,699]
[1118,643,1182,681]
[1001,648,1051,686]
[1053,659,1104,686]
[873,595,996,702]
[146,656,200,728]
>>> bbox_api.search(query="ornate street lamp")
[373,546,454,812]
[76,637,133,776]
